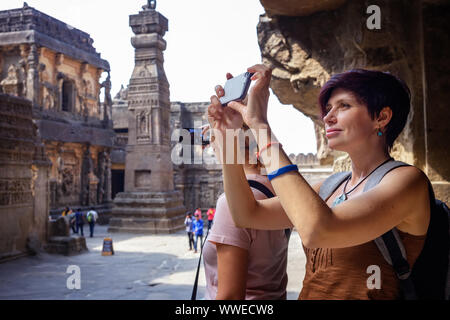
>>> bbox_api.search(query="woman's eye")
[342,103,350,108]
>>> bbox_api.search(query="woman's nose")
[323,108,337,125]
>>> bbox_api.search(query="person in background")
[185,212,195,251]
[202,123,289,300]
[192,213,204,254]
[206,208,215,230]
[67,210,77,234]
[86,207,98,238]
[194,208,202,218]
[74,208,85,236]
[61,206,72,217]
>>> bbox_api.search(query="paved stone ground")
[0,225,306,300]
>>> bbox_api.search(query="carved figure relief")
[114,84,128,100]
[138,63,152,78]
[1,64,22,96]
[137,110,151,142]
[61,168,74,196]
[97,151,107,204]
[43,86,55,110]
[89,171,99,205]
[101,74,112,121]
[18,59,27,97]
[80,147,93,206]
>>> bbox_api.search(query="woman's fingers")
[247,64,272,88]
[208,103,222,123]
[227,101,246,116]
[215,72,234,98]
[214,85,225,98]
[248,64,271,78]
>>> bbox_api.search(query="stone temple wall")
[0,93,50,260]
[0,5,114,229]
[257,0,449,202]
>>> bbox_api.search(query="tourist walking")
[206,208,215,230]
[86,208,98,238]
[192,214,204,253]
[194,208,202,218]
[74,208,85,236]
[185,212,195,251]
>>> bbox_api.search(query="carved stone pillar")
[26,44,39,106]
[110,2,185,233]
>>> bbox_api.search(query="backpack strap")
[248,180,292,240]
[191,222,210,300]
[362,160,418,299]
[318,171,352,201]
[248,180,275,199]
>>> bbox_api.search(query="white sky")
[1,0,317,155]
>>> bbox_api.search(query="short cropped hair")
[318,69,411,150]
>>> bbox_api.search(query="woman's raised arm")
[222,64,430,249]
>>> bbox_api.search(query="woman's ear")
[377,106,393,129]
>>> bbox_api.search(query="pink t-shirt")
[202,174,289,300]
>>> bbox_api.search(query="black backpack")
[319,160,450,300]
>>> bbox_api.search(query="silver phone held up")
[219,72,254,106]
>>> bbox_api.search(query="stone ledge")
[111,206,186,219]
[45,236,88,256]
[0,31,109,71]
[108,216,185,234]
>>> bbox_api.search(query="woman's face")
[322,88,376,151]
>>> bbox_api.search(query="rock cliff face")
[260,0,347,17]
[257,0,449,201]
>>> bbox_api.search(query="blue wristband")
[267,164,299,181]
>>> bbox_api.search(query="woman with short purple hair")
[207,65,434,299]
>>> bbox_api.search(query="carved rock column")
[26,44,39,106]
[110,2,185,233]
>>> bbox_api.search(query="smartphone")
[219,72,254,106]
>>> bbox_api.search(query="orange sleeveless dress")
[299,230,425,300]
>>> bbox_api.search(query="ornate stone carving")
[42,86,55,110]
[97,151,107,204]
[136,109,151,142]
[114,84,128,100]
[61,168,74,196]
[143,0,157,11]
[101,73,112,122]
[26,44,39,104]
[80,147,93,205]
[0,64,21,96]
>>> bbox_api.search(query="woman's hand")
[207,73,244,163]
[207,73,244,136]
[227,64,272,130]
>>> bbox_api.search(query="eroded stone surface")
[257,0,450,200]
